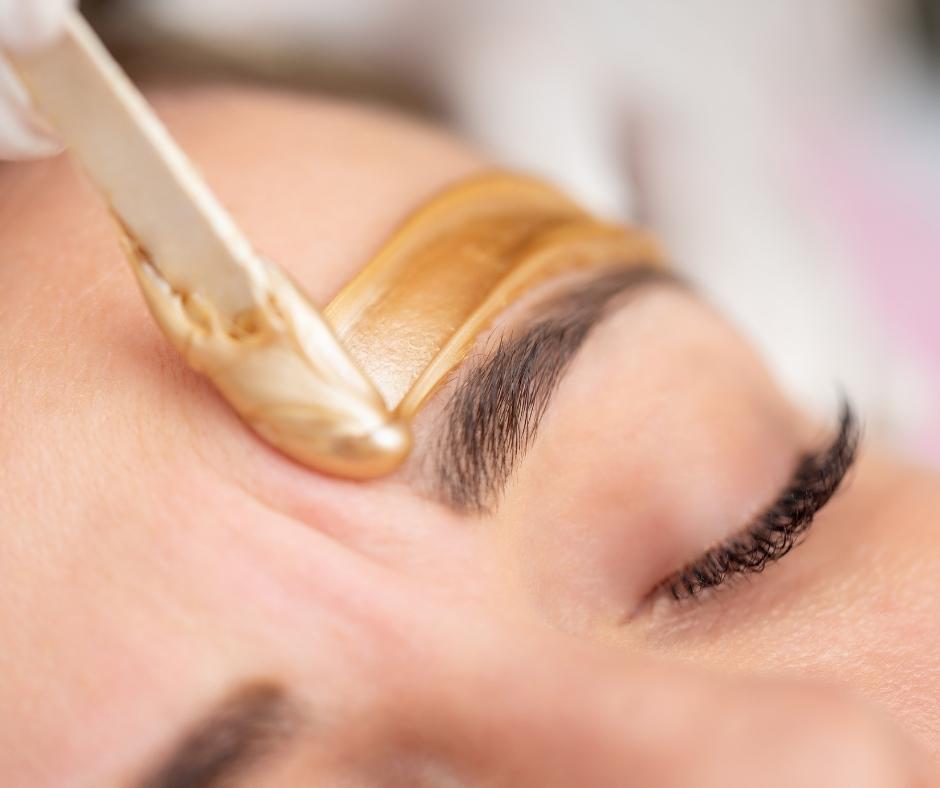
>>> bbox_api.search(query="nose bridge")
[456,643,632,786]
[262,520,655,784]
[356,605,655,787]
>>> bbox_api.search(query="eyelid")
[654,401,860,603]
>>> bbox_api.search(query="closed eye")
[652,401,860,603]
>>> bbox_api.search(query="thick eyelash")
[662,402,860,602]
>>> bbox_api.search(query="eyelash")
[660,402,860,602]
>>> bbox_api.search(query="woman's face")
[2,85,938,787]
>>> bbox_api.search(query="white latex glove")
[0,0,75,159]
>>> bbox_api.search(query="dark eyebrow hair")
[430,264,682,513]
[137,682,301,788]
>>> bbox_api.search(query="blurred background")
[82,0,939,461]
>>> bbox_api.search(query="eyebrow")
[137,682,301,788]
[430,264,681,513]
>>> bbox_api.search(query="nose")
[340,611,936,788]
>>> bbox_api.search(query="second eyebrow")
[138,682,300,788]
[430,265,681,514]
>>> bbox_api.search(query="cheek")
[494,294,805,631]
[800,474,940,758]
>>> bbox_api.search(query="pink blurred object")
[809,125,940,461]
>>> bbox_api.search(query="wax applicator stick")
[5,10,411,479]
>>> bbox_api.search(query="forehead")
[0,85,488,783]
[0,83,485,308]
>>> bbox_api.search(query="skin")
[0,83,938,787]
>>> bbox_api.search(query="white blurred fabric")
[0,0,74,159]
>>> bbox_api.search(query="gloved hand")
[0,0,76,159]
